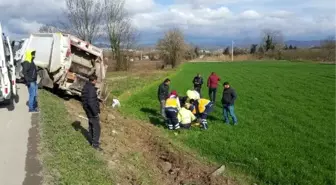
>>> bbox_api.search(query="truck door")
[0,23,11,100]
[5,36,16,95]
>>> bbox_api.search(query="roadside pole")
[231,40,234,61]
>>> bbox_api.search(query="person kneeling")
[165,90,181,130]
[178,105,196,129]
[190,98,214,130]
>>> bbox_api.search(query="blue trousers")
[28,82,38,111]
[199,102,214,130]
[165,107,179,130]
[223,105,237,124]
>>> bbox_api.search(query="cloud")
[125,0,155,14]
[0,0,335,44]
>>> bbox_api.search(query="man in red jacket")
[207,72,220,102]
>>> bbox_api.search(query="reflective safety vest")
[178,108,196,124]
[165,97,179,108]
[192,98,211,114]
[186,90,200,100]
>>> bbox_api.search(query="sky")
[0,0,335,45]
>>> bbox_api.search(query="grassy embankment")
[119,61,335,185]
[39,91,113,185]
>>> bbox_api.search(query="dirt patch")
[65,99,237,185]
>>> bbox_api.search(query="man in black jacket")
[192,73,203,97]
[22,50,38,112]
[157,78,170,119]
[221,82,238,125]
[82,74,102,151]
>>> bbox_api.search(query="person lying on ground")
[189,98,214,130]
[178,104,197,129]
[221,82,238,125]
[164,90,181,130]
[157,78,170,119]
[179,96,188,107]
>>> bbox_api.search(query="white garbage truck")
[0,23,17,104]
[13,33,108,99]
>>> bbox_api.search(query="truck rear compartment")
[66,45,101,94]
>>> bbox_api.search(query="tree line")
[40,0,335,70]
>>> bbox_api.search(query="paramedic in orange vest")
[164,90,181,130]
[189,98,214,129]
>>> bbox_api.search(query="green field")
[120,61,335,185]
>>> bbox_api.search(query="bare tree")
[38,24,65,33]
[156,28,187,68]
[321,36,336,62]
[63,0,104,43]
[104,0,137,71]
[261,29,284,51]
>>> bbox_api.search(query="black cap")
[223,82,229,85]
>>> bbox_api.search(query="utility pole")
[231,40,234,61]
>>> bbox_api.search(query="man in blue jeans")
[22,50,38,112]
[221,82,237,125]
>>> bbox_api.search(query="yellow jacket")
[178,107,196,124]
[191,98,211,114]
[165,97,181,109]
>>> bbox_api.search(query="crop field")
[120,61,335,185]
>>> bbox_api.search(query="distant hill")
[94,39,327,49]
[284,40,322,48]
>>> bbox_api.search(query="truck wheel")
[37,69,44,89]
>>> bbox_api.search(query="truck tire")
[37,69,43,89]
[37,68,54,89]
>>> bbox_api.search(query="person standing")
[158,78,170,119]
[207,72,220,102]
[22,50,38,112]
[221,82,238,125]
[164,90,181,130]
[81,74,102,151]
[192,73,203,96]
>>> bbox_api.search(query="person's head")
[24,49,36,63]
[164,78,171,85]
[31,50,36,60]
[223,82,230,89]
[197,73,201,77]
[89,74,98,84]
[170,90,177,97]
[189,99,196,104]
[211,72,215,75]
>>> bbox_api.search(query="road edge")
[22,112,42,185]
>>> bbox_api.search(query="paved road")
[0,84,42,185]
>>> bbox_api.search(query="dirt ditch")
[65,99,237,185]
